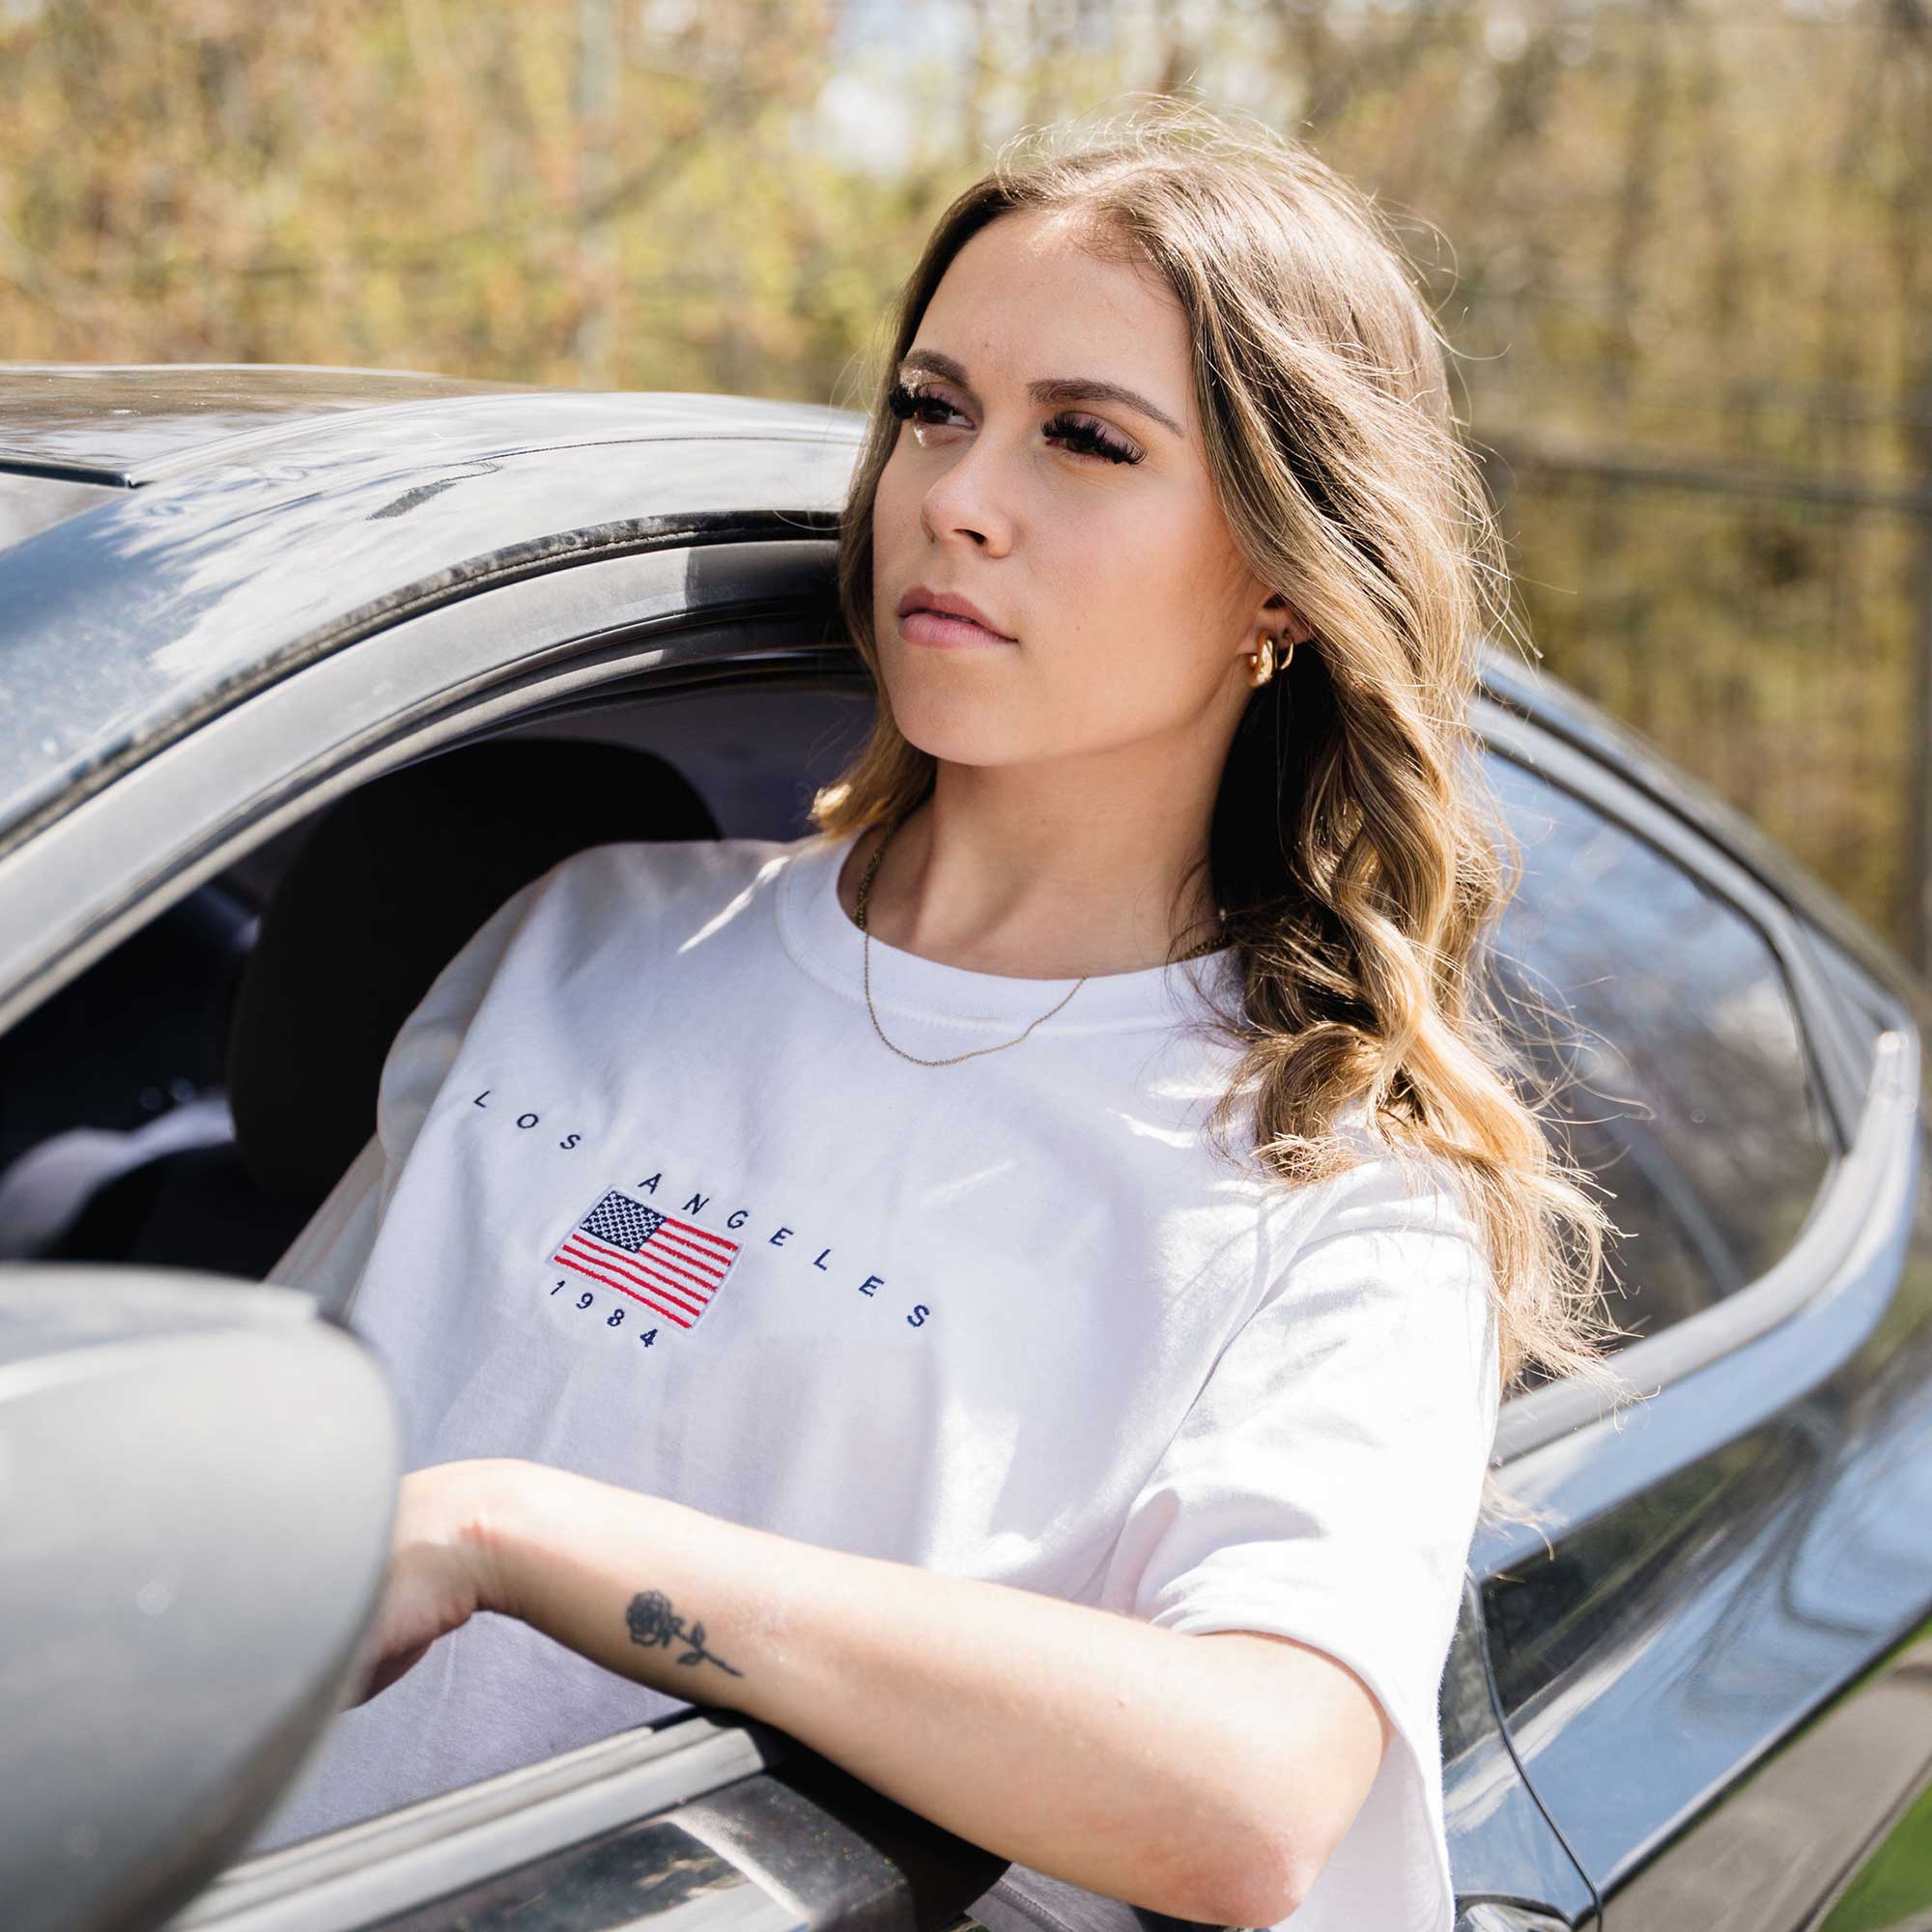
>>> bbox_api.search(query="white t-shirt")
[243,828,1501,1932]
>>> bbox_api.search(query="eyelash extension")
[886,379,1144,467]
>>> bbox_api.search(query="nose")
[918,435,1014,553]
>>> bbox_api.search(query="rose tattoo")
[625,1589,745,1677]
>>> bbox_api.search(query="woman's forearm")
[462,1458,1299,1927]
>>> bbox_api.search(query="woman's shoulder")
[539,831,822,902]
[375,832,834,1160]
[411,833,826,1027]
[1263,1099,1485,1268]
[500,830,834,945]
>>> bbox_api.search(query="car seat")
[36,737,721,1280]
[0,883,257,1255]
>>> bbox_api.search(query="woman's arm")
[394,1458,1373,1927]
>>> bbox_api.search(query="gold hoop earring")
[1247,632,1296,689]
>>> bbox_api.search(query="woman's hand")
[345,1459,518,1707]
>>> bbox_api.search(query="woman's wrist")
[442,1455,551,1622]
[433,1459,751,1716]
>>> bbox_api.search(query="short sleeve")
[1098,1152,1502,1931]
[261,863,565,1321]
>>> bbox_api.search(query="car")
[2,362,1930,1932]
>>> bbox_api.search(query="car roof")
[0,362,867,855]
[0,363,541,486]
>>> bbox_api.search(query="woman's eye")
[887,380,965,430]
[1042,412,1143,467]
[886,381,1143,467]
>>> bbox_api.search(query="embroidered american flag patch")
[550,1187,742,1330]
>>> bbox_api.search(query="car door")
[2,535,1024,1932]
[1439,1579,1604,1932]
[1468,715,1932,1930]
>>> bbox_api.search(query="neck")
[838,753,1223,980]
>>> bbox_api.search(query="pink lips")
[895,584,1016,649]
[898,609,1015,649]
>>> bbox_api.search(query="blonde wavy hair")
[809,99,1646,1530]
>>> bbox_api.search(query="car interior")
[0,680,878,1287]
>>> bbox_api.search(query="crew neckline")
[773,828,1239,1035]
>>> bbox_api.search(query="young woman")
[244,101,1634,1932]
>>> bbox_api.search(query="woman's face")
[870,207,1295,777]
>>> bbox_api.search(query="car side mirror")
[0,1265,400,1932]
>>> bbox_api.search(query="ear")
[1258,592,1315,646]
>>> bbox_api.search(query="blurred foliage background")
[2,0,1928,960]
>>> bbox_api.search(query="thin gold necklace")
[849,817,1226,1066]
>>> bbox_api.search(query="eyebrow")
[896,348,1186,441]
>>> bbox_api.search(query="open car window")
[0,680,875,1282]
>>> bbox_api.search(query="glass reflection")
[1480,753,1833,1349]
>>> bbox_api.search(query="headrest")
[226,737,719,1206]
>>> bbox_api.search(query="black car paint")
[3,364,1930,1932]
[0,367,862,860]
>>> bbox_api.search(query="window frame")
[1476,722,1844,1319]
[1470,700,1920,1503]
[0,536,851,1041]
[1476,703,1864,1150]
